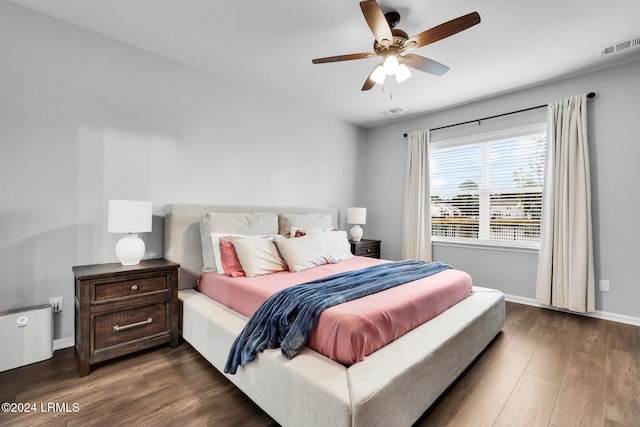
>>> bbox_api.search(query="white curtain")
[402,130,432,261]
[536,93,595,313]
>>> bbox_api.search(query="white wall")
[0,2,366,342]
[365,58,640,320]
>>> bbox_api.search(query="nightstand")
[72,258,179,377]
[350,239,381,259]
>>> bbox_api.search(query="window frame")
[429,123,547,250]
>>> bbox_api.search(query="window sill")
[432,239,539,254]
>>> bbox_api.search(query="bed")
[163,204,505,427]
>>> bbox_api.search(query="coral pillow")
[219,236,246,277]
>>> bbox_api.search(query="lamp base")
[350,224,363,242]
[115,234,145,266]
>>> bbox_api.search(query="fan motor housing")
[374,31,408,54]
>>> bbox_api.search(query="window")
[429,124,546,248]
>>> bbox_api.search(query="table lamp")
[108,200,152,265]
[347,207,366,242]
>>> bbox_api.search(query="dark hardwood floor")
[1,302,638,426]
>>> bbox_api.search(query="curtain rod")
[403,92,596,137]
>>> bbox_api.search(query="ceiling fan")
[311,0,480,91]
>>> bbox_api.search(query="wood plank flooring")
[1,302,638,427]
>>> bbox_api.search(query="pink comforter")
[198,257,472,365]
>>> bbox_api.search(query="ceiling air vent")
[382,107,404,117]
[600,35,640,56]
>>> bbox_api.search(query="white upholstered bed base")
[164,204,505,426]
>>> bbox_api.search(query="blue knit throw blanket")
[224,259,451,374]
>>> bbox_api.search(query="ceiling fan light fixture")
[396,63,412,83]
[371,65,386,84]
[311,2,480,91]
[382,54,400,75]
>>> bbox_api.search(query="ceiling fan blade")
[361,69,376,91]
[404,12,480,50]
[360,0,393,47]
[362,77,376,91]
[312,52,377,64]
[403,54,449,76]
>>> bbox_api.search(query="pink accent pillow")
[219,236,246,277]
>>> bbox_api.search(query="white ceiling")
[10,0,640,127]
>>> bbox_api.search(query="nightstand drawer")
[350,239,381,258]
[94,302,168,350]
[357,245,379,257]
[94,275,167,302]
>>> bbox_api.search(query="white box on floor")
[0,304,53,372]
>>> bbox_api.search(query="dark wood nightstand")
[350,239,381,259]
[72,258,179,377]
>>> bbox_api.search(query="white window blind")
[430,124,546,248]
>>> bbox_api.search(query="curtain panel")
[536,93,595,313]
[402,130,432,261]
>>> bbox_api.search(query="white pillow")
[278,213,333,236]
[285,229,353,261]
[322,230,354,261]
[231,237,288,277]
[289,226,335,238]
[199,212,278,272]
[274,233,338,272]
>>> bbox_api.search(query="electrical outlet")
[49,296,63,313]
[599,279,610,292]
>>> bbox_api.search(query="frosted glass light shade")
[395,63,412,83]
[108,200,152,265]
[383,55,399,75]
[371,65,386,85]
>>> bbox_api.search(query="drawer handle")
[131,285,138,291]
[113,317,152,332]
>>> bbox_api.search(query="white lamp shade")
[108,200,152,233]
[347,207,367,225]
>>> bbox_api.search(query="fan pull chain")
[381,82,392,100]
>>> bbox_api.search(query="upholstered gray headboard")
[163,204,338,289]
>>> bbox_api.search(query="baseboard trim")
[53,336,75,351]
[504,294,640,326]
